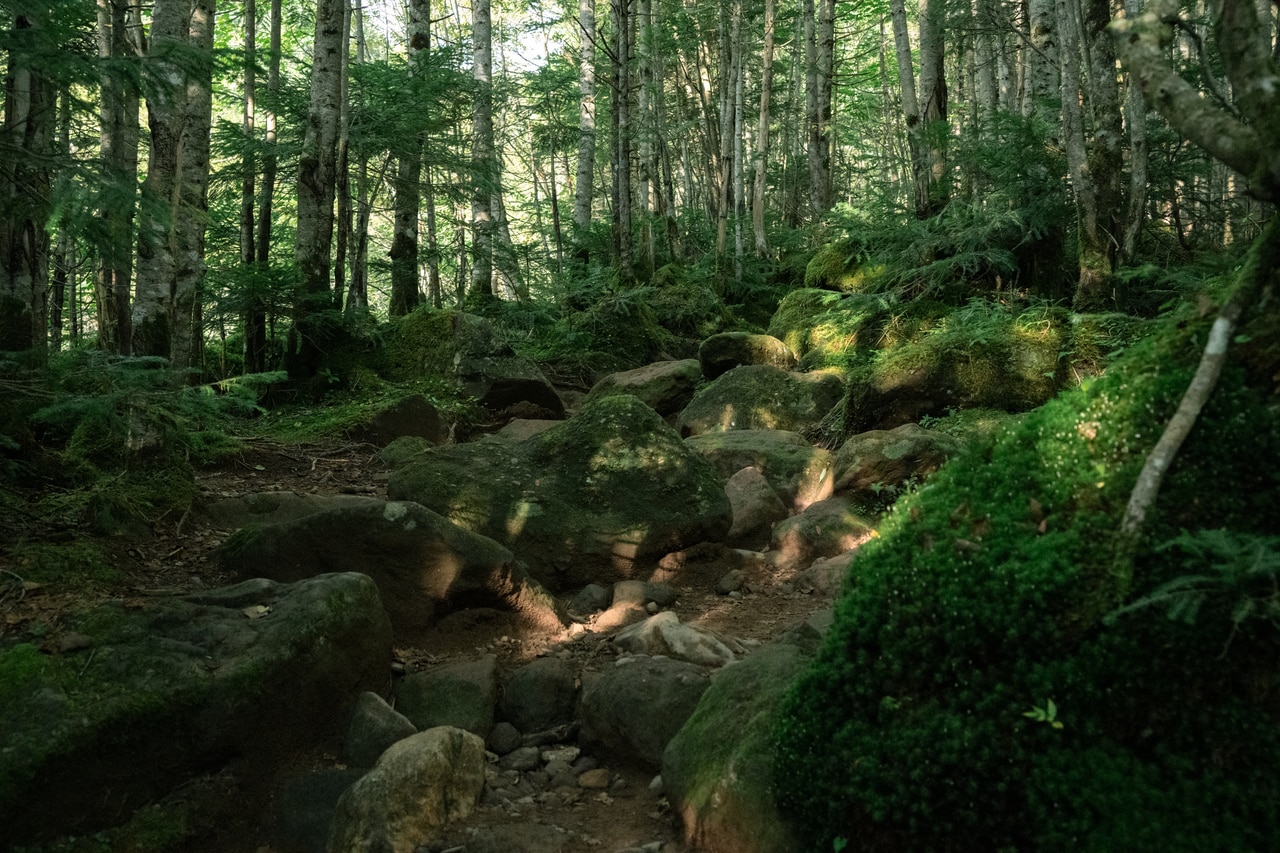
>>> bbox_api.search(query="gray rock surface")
[771,497,874,570]
[326,726,486,853]
[0,573,391,848]
[724,466,789,547]
[697,332,798,380]
[396,655,498,738]
[388,396,732,590]
[344,691,418,768]
[676,365,844,438]
[685,429,835,510]
[585,359,703,416]
[499,657,579,733]
[579,656,712,769]
[218,499,566,636]
[833,422,961,496]
[612,612,747,668]
[349,394,448,447]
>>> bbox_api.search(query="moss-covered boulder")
[832,422,962,497]
[698,332,798,380]
[584,358,703,416]
[685,429,834,511]
[218,500,567,637]
[770,497,875,570]
[0,573,391,848]
[383,309,564,417]
[677,365,845,437]
[664,632,821,853]
[773,313,1280,851]
[387,395,732,590]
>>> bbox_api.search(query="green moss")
[10,540,120,585]
[773,314,1280,851]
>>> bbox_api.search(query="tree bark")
[0,6,52,357]
[246,0,280,372]
[289,0,345,376]
[94,0,140,355]
[918,0,949,216]
[572,0,597,255]
[611,0,635,286]
[469,0,495,302]
[134,0,216,373]
[805,0,834,215]
[752,0,775,257]
[389,0,430,316]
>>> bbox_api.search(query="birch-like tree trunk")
[470,0,495,302]
[0,6,52,357]
[1026,0,1059,113]
[805,0,834,215]
[290,0,344,376]
[1118,0,1148,267]
[134,0,217,373]
[240,0,257,271]
[890,0,929,218]
[572,0,597,255]
[94,0,141,354]
[389,0,429,316]
[752,0,775,257]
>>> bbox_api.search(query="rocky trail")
[1,328,972,853]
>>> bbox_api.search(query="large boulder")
[677,365,845,437]
[698,332,798,380]
[579,655,712,770]
[832,422,962,497]
[387,395,732,590]
[396,656,498,738]
[385,309,564,417]
[685,429,835,511]
[724,467,789,547]
[584,358,703,416]
[498,657,579,734]
[347,394,449,447]
[326,726,486,853]
[218,500,566,637]
[663,633,821,853]
[198,492,382,529]
[344,692,418,768]
[771,498,875,570]
[0,573,391,848]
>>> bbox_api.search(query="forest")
[1,0,1279,848]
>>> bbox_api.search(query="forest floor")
[1,435,835,853]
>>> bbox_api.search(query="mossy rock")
[0,573,391,848]
[663,635,821,853]
[677,365,845,438]
[804,241,890,293]
[684,429,835,511]
[584,359,703,416]
[387,395,732,590]
[773,314,1280,851]
[698,332,798,380]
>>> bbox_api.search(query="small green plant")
[1023,699,1064,729]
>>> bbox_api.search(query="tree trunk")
[1118,0,1147,268]
[0,6,52,357]
[290,0,345,377]
[572,0,597,255]
[469,0,495,302]
[752,0,775,257]
[890,0,931,219]
[134,0,217,373]
[246,0,280,372]
[334,0,352,312]
[389,0,430,316]
[917,0,949,216]
[805,0,834,216]
[240,0,257,272]
[1026,0,1059,113]
[94,0,140,355]
[611,0,635,286]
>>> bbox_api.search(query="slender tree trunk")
[611,0,635,286]
[425,165,443,307]
[247,0,280,372]
[240,0,257,271]
[573,0,597,257]
[890,0,931,219]
[348,5,370,313]
[290,0,345,377]
[1026,0,1059,113]
[1118,0,1147,268]
[134,0,216,373]
[389,0,429,316]
[732,8,746,281]
[715,1,736,258]
[1071,0,1124,311]
[752,0,775,257]
[0,6,52,357]
[469,0,495,302]
[806,0,834,216]
[94,0,140,354]
[917,0,949,216]
[334,0,352,312]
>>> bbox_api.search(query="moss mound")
[773,314,1280,851]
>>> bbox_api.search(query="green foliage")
[773,313,1280,851]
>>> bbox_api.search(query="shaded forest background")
[1,0,1275,381]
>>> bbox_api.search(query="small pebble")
[578,768,611,789]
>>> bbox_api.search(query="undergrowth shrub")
[773,311,1280,851]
